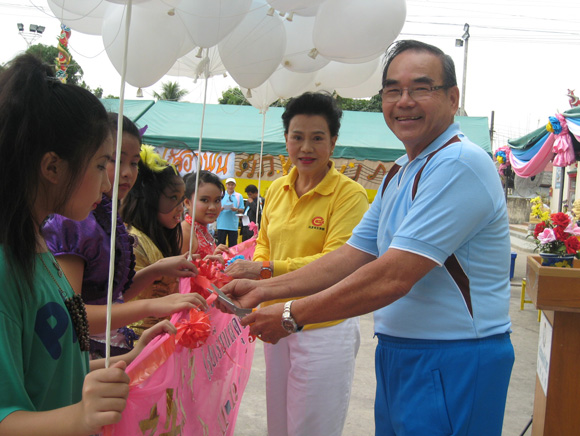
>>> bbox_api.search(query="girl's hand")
[148,292,208,318]
[214,244,230,256]
[152,253,199,278]
[224,259,261,279]
[203,254,226,266]
[79,360,129,433]
[133,320,176,354]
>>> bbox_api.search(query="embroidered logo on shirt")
[309,216,325,231]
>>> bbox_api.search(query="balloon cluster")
[47,0,407,110]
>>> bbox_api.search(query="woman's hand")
[224,259,261,279]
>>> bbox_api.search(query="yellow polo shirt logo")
[309,216,325,231]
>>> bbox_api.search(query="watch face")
[281,319,297,333]
[260,268,272,279]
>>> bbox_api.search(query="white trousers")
[263,317,361,436]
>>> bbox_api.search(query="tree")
[153,81,188,101]
[336,94,382,112]
[93,87,104,99]
[218,87,250,106]
[26,43,84,86]
[218,86,381,112]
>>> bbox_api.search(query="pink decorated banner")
[104,246,256,436]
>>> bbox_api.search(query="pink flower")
[565,222,580,236]
[538,228,556,244]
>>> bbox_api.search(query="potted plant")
[530,212,580,267]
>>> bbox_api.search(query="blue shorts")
[374,333,514,436]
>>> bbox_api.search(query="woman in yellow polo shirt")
[226,92,369,436]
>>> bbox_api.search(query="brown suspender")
[379,135,472,316]
[381,135,460,198]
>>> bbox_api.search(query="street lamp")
[455,23,470,116]
[17,22,45,48]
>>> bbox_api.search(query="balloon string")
[105,0,132,369]
[256,111,266,234]
[188,48,209,260]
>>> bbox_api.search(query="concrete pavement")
[233,232,540,436]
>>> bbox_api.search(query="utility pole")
[17,23,45,48]
[455,23,470,116]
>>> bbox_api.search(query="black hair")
[281,92,342,137]
[382,40,457,89]
[121,156,183,257]
[107,112,140,140]
[245,184,258,194]
[184,170,224,199]
[0,54,109,289]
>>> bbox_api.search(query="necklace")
[40,254,90,352]
[185,214,217,248]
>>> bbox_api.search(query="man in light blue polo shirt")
[224,40,514,436]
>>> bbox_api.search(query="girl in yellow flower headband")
[121,145,195,337]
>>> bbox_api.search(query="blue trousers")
[374,333,514,436]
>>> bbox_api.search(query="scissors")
[207,284,253,318]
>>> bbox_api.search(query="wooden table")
[525,256,580,436]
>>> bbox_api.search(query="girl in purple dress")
[43,114,205,358]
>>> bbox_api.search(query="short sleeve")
[43,214,106,265]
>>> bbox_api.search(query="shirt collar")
[394,122,462,167]
[283,161,339,196]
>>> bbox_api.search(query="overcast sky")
[1,0,579,149]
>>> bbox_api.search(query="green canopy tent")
[100,99,491,162]
[100,99,155,122]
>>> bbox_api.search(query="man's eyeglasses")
[379,85,448,103]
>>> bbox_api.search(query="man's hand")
[240,303,290,344]
[220,278,264,310]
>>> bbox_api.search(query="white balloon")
[314,57,380,91]
[167,47,227,81]
[243,81,279,113]
[102,3,185,88]
[176,0,252,48]
[47,0,107,35]
[293,5,320,17]
[48,0,106,16]
[282,15,329,73]
[266,0,326,14]
[105,0,152,4]
[269,67,315,99]
[336,58,384,98]
[218,1,286,90]
[313,0,406,63]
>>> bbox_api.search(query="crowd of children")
[0,54,242,435]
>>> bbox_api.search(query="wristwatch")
[281,300,303,333]
[259,261,273,279]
